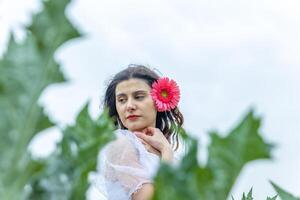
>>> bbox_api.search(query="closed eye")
[135,95,145,100]
[117,98,126,103]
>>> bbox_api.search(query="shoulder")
[111,129,134,145]
[105,129,137,153]
[100,129,141,164]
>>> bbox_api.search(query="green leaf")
[28,0,81,51]
[152,110,273,200]
[267,195,278,200]
[28,104,115,199]
[231,189,277,200]
[242,188,254,200]
[206,110,273,199]
[271,181,300,200]
[152,136,206,200]
[0,0,80,198]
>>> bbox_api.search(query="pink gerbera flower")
[151,77,180,112]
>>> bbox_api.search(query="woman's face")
[115,78,157,132]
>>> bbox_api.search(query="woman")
[97,64,184,200]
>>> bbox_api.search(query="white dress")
[91,129,170,200]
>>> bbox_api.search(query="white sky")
[0,0,299,199]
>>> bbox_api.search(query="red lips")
[126,115,140,120]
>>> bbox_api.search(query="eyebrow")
[116,90,148,97]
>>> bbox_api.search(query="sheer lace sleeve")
[96,130,160,200]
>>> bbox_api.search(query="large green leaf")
[206,110,273,199]
[0,0,80,198]
[28,104,115,200]
[271,181,300,200]
[152,137,204,200]
[152,110,273,200]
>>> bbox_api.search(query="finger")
[142,127,154,136]
[138,138,152,148]
[144,143,160,156]
[134,131,149,141]
[138,138,147,145]
[138,138,160,155]
[135,131,152,142]
[133,131,143,135]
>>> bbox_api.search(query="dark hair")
[103,64,184,150]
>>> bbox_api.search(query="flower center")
[161,90,168,98]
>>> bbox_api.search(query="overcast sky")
[1,0,299,199]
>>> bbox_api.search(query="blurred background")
[1,0,299,199]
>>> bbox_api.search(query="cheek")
[147,102,157,119]
[150,101,157,113]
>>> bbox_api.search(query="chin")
[127,124,145,132]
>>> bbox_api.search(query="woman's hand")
[137,137,161,157]
[134,127,174,163]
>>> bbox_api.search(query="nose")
[126,98,136,111]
